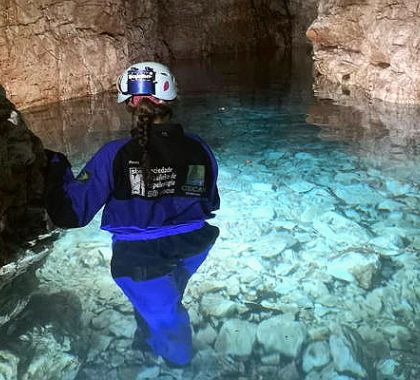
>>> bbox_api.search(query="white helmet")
[116,62,177,103]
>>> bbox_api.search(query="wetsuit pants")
[110,223,219,366]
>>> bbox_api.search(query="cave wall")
[0,0,310,109]
[306,0,420,104]
[0,0,143,108]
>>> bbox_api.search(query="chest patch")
[129,165,177,198]
[182,165,206,195]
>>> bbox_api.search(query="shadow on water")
[7,50,420,379]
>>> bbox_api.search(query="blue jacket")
[45,123,220,240]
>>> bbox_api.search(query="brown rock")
[307,0,420,104]
[0,0,313,108]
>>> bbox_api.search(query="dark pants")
[111,223,219,366]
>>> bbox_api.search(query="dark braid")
[127,98,173,185]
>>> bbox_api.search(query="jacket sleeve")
[44,144,115,228]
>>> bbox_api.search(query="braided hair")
[127,97,172,184]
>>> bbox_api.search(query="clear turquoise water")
[8,53,420,379]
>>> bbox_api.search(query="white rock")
[334,172,361,185]
[214,319,257,356]
[108,315,136,339]
[273,278,300,295]
[381,324,412,350]
[313,211,371,245]
[86,334,113,362]
[22,348,80,380]
[252,182,273,192]
[377,199,404,211]
[91,309,125,331]
[136,366,160,380]
[197,280,226,294]
[412,236,420,251]
[252,206,275,220]
[260,353,281,365]
[334,183,383,205]
[278,361,301,380]
[272,220,297,230]
[305,363,337,380]
[325,252,381,289]
[376,359,401,379]
[329,327,367,378]
[0,351,19,380]
[266,151,286,160]
[243,256,264,272]
[363,291,383,315]
[200,294,237,317]
[224,277,240,296]
[194,324,218,349]
[256,315,306,358]
[239,268,260,283]
[287,180,316,193]
[303,341,331,373]
[295,152,314,160]
[314,304,332,318]
[370,234,404,250]
[385,179,414,196]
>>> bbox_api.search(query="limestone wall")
[0,0,141,108]
[0,0,304,109]
[306,0,420,104]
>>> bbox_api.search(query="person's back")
[44,61,220,367]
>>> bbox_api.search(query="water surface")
[9,52,420,380]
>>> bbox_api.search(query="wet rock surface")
[0,87,60,379]
[306,0,420,104]
[0,86,47,265]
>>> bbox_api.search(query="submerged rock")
[136,366,160,380]
[214,319,257,356]
[200,294,237,318]
[19,331,80,380]
[333,183,383,206]
[256,315,306,358]
[313,211,371,246]
[0,350,19,380]
[325,251,381,289]
[194,324,218,350]
[0,87,47,265]
[302,341,331,373]
[329,326,370,379]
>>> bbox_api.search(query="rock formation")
[307,0,420,104]
[0,86,54,350]
[0,0,310,108]
[0,86,47,265]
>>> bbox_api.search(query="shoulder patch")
[76,169,90,183]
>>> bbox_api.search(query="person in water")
[44,62,220,367]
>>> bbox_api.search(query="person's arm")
[44,143,116,228]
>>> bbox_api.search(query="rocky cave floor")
[1,126,419,380]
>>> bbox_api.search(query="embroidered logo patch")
[76,169,90,183]
[181,165,206,195]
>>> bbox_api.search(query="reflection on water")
[2,52,418,379]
